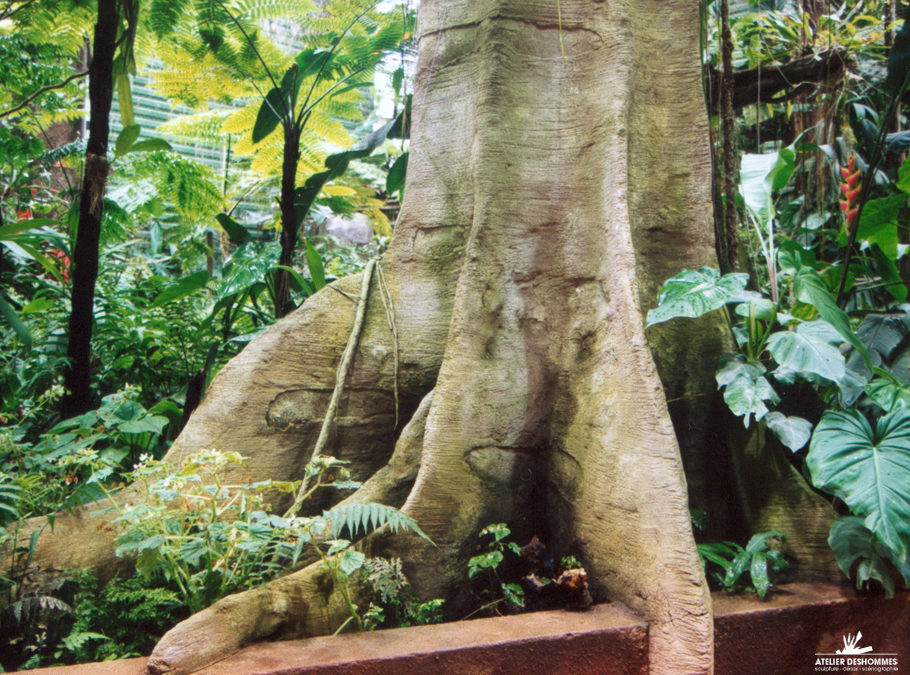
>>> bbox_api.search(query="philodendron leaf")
[764,412,812,452]
[646,267,749,327]
[740,145,796,229]
[828,516,910,597]
[734,298,777,322]
[866,378,910,411]
[716,356,780,426]
[767,321,846,384]
[793,267,871,366]
[856,313,910,360]
[807,408,910,560]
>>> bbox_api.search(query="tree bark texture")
[9,1,837,673]
[63,0,118,416]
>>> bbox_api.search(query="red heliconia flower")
[839,155,861,228]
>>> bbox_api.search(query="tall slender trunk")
[62,0,118,417]
[720,0,739,272]
[275,124,300,318]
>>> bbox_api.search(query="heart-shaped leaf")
[767,321,846,384]
[716,356,779,426]
[646,267,749,327]
[828,516,910,597]
[764,412,813,452]
[807,408,910,560]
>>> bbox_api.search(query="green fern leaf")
[324,503,433,543]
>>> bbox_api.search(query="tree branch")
[0,0,38,22]
[706,47,847,113]
[0,69,89,120]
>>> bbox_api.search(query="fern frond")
[233,0,316,21]
[323,503,432,543]
[157,110,233,145]
[150,0,194,38]
[0,474,22,525]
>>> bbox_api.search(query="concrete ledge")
[26,583,909,674]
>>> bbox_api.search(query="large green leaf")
[828,516,910,597]
[151,270,210,308]
[767,321,846,384]
[304,241,325,290]
[856,313,909,360]
[740,145,796,228]
[764,412,812,452]
[114,124,141,157]
[252,87,287,144]
[0,294,32,351]
[792,267,871,365]
[646,267,749,327]
[869,244,907,303]
[841,195,905,261]
[716,356,780,426]
[215,213,252,247]
[866,378,910,411]
[386,151,408,199]
[807,408,910,560]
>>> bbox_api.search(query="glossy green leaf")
[740,145,796,228]
[716,356,779,426]
[338,549,365,576]
[114,124,141,157]
[646,267,749,327]
[767,322,846,384]
[865,378,910,411]
[777,243,816,275]
[129,138,172,153]
[846,195,905,261]
[828,517,910,597]
[764,412,812,452]
[856,313,910,360]
[869,244,907,303]
[387,95,412,139]
[151,270,210,308]
[792,267,870,364]
[0,293,31,351]
[273,264,315,297]
[305,242,325,290]
[898,154,910,195]
[252,88,286,144]
[215,213,252,247]
[750,551,770,598]
[116,72,134,126]
[386,151,408,198]
[734,298,777,322]
[807,408,910,559]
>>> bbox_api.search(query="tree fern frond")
[233,0,316,21]
[195,0,231,51]
[323,503,432,543]
[150,0,193,38]
[157,110,233,145]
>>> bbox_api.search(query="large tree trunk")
[147,1,717,672]
[62,0,118,416]
[8,1,837,673]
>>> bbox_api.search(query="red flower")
[839,156,862,228]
